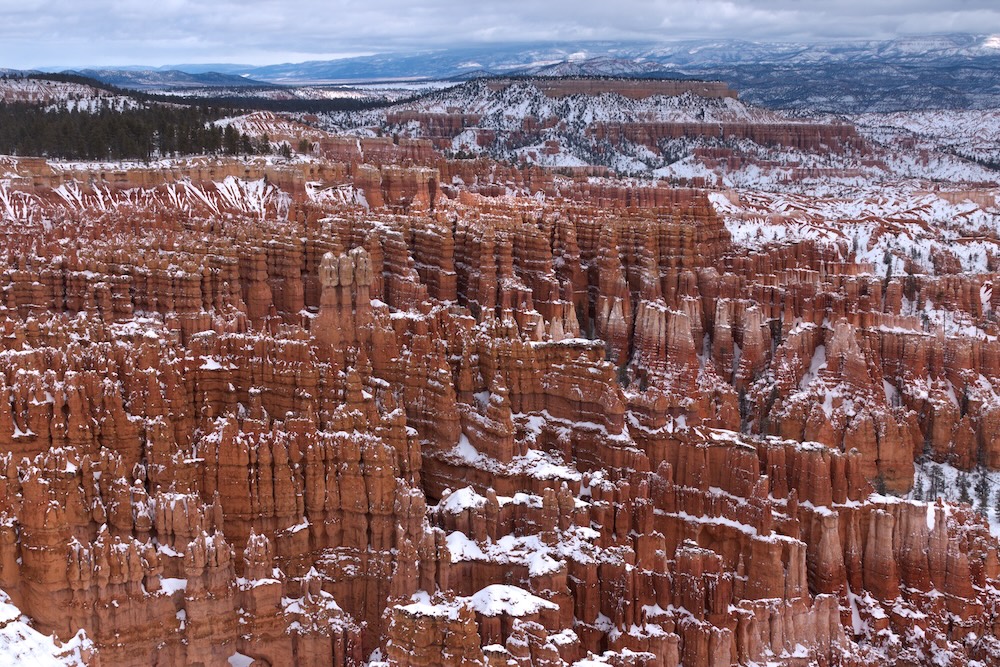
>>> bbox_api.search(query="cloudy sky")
[2,0,1000,68]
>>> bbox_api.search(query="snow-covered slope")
[0,590,92,666]
[0,78,110,104]
[852,109,1000,166]
[399,80,781,125]
[307,78,1000,184]
[310,80,830,174]
[712,188,1000,276]
[0,77,141,113]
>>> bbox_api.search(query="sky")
[2,0,1000,69]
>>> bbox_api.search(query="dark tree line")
[0,71,415,160]
[0,102,266,161]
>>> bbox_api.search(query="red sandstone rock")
[0,150,996,667]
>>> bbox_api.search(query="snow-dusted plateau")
[2,37,1000,665]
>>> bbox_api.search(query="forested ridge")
[0,103,261,160]
[0,73,400,160]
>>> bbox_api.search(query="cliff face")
[319,78,866,177]
[0,148,998,667]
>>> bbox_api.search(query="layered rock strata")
[0,149,997,666]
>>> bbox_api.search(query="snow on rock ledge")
[0,590,93,666]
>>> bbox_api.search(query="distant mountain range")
[18,33,1000,112]
[60,69,276,90]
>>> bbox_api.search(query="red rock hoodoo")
[0,104,998,667]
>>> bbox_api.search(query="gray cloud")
[2,0,1000,68]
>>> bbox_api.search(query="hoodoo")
[0,66,999,666]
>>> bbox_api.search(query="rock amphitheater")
[0,81,999,666]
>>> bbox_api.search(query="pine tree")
[223,125,240,155]
[975,474,991,515]
[929,464,945,500]
[958,472,972,505]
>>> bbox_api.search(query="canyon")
[0,77,999,666]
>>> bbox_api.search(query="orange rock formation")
[0,145,997,666]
